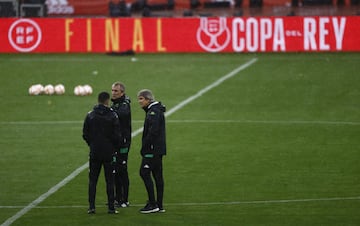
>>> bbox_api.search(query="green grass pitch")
[0,53,359,226]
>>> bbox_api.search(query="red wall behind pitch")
[0,16,359,53]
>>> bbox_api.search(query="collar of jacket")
[93,104,110,115]
[148,101,159,109]
[111,95,125,103]
[143,101,158,112]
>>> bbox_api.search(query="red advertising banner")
[0,16,359,53]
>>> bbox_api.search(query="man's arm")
[82,114,91,146]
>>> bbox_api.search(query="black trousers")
[114,153,129,203]
[139,155,164,208]
[88,158,115,210]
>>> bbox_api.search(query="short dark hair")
[98,91,110,104]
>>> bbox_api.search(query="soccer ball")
[83,84,93,96]
[74,85,85,96]
[54,84,65,95]
[74,85,93,96]
[28,84,44,95]
[44,84,55,95]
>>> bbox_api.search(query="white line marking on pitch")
[167,119,360,125]
[1,119,359,126]
[0,120,142,125]
[164,58,258,117]
[0,58,258,226]
[0,164,88,226]
[1,196,359,209]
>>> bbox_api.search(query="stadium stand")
[0,0,18,17]
[21,0,46,16]
[2,0,358,17]
[109,0,131,16]
[159,0,359,17]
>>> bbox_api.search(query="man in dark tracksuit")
[137,89,166,214]
[82,92,121,214]
[111,82,132,207]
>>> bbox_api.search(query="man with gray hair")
[137,89,166,213]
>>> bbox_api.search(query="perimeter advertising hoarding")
[0,16,359,53]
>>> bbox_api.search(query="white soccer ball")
[36,84,44,94]
[44,84,55,95]
[54,84,65,95]
[74,85,85,96]
[83,84,93,96]
[28,86,35,95]
[28,84,43,95]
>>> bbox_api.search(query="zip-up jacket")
[111,95,132,149]
[141,101,166,157]
[83,104,121,161]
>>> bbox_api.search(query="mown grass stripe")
[0,58,258,226]
[1,195,359,209]
[1,119,359,125]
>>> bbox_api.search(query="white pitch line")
[164,58,258,117]
[0,121,83,125]
[172,196,360,206]
[0,58,258,226]
[166,119,360,126]
[0,163,88,226]
[1,196,359,209]
[1,119,359,126]
[0,120,144,125]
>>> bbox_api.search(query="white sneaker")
[158,208,166,213]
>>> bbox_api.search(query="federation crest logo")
[8,19,42,52]
[196,17,231,52]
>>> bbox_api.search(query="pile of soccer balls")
[73,85,93,96]
[28,84,93,96]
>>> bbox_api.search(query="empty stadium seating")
[2,0,358,18]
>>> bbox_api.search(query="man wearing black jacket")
[82,91,121,214]
[111,82,132,208]
[137,89,166,214]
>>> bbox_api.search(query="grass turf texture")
[0,53,359,226]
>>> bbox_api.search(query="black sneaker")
[87,208,96,214]
[108,209,119,214]
[140,203,159,214]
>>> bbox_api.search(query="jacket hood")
[145,101,166,112]
[93,104,111,115]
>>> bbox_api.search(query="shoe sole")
[87,209,96,214]
[108,211,119,214]
[140,208,160,214]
